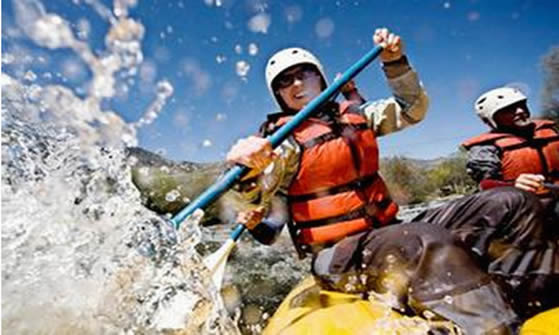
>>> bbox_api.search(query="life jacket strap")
[499,135,559,151]
[287,172,379,203]
[300,123,369,149]
[294,206,379,229]
[294,195,393,229]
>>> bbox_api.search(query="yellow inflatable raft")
[263,277,559,335]
[521,307,559,334]
[262,276,457,335]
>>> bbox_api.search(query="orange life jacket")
[270,101,398,256]
[462,120,559,186]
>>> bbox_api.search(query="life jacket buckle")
[364,203,378,217]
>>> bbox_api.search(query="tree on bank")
[380,151,477,205]
[541,46,559,123]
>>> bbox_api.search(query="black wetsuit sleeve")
[465,144,503,183]
[248,194,289,245]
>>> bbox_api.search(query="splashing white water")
[2,0,240,333]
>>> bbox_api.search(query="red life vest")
[462,120,559,186]
[271,101,398,256]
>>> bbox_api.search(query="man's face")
[493,100,533,129]
[276,65,322,111]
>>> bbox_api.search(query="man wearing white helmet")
[413,86,559,319]
[462,86,559,216]
[226,28,525,333]
[412,87,559,319]
[228,29,429,254]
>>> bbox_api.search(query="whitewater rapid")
[2,0,239,333]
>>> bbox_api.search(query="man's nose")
[292,77,304,87]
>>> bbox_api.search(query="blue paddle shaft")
[230,224,246,241]
[170,45,384,232]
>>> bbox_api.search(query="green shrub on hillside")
[380,151,477,205]
[542,46,559,123]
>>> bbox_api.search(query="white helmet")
[265,47,328,109]
[474,87,527,128]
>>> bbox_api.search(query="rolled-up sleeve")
[362,58,429,137]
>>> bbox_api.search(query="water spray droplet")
[234,44,243,55]
[165,190,180,202]
[216,55,226,64]
[248,43,259,56]
[443,295,454,304]
[236,61,250,77]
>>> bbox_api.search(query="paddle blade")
[203,238,237,290]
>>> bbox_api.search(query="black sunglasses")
[275,65,319,89]
[496,100,529,115]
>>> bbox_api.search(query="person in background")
[462,86,559,220]
[415,86,559,318]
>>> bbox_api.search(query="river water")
[2,0,239,333]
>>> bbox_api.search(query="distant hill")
[381,152,461,170]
